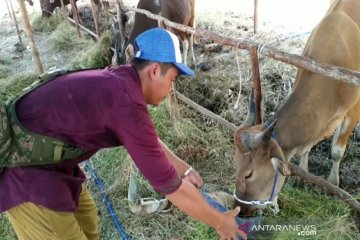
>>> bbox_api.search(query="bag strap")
[5,68,91,166]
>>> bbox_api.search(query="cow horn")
[240,131,265,151]
[240,89,256,128]
[260,119,277,144]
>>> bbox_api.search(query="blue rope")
[264,121,280,145]
[268,171,279,201]
[85,161,130,240]
[202,192,262,239]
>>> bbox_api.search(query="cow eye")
[245,170,253,179]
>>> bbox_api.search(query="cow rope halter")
[233,121,280,206]
[233,170,279,206]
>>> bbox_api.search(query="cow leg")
[189,34,196,68]
[328,123,347,186]
[182,39,189,66]
[299,150,310,172]
[75,3,82,25]
[328,105,360,185]
[188,9,196,68]
[112,20,123,66]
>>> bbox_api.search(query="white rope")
[233,190,274,206]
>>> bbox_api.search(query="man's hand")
[183,168,203,188]
[216,207,248,240]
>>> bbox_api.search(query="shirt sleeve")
[106,103,182,195]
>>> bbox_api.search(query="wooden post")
[253,0,258,34]
[18,0,44,74]
[6,0,23,45]
[70,0,81,37]
[90,0,100,37]
[249,47,263,124]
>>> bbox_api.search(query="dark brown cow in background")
[39,0,76,17]
[35,0,100,17]
[111,0,159,65]
[233,0,360,216]
[113,0,196,67]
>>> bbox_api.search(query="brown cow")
[115,0,196,67]
[39,0,76,17]
[233,0,360,215]
[38,0,100,17]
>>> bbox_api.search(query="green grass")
[0,72,38,102]
[31,13,63,33]
[261,184,359,239]
[0,57,10,66]
[183,221,218,240]
[0,57,10,79]
[0,65,10,79]
[0,216,16,240]
[48,22,94,52]
[70,31,113,69]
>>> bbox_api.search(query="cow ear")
[271,157,290,176]
[269,144,289,175]
[125,44,134,63]
[234,130,248,152]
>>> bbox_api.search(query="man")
[0,28,246,240]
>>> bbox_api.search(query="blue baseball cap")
[134,28,195,77]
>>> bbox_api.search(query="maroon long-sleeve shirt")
[0,65,181,212]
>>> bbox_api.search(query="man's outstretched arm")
[158,139,203,188]
[167,179,247,240]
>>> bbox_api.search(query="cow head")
[112,20,127,66]
[111,6,130,66]
[40,0,73,17]
[233,91,290,215]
